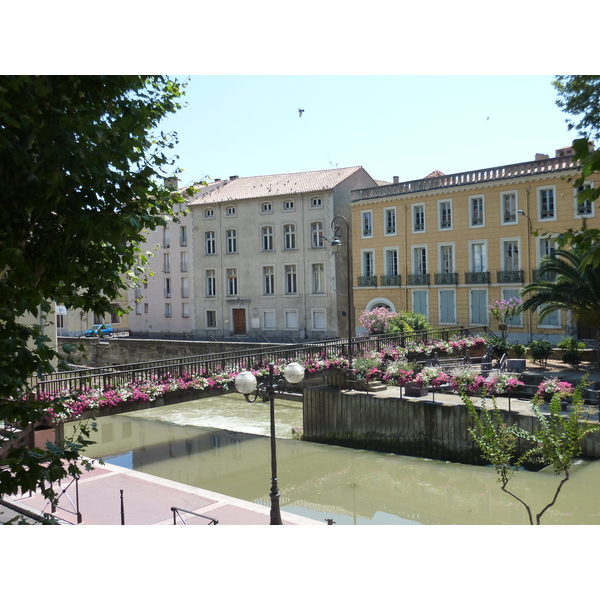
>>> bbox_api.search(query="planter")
[561,400,569,411]
[507,358,526,373]
[405,382,428,397]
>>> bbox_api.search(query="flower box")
[405,382,428,397]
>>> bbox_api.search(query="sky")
[158,75,576,187]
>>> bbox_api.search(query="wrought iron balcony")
[434,272,458,285]
[533,269,557,282]
[465,271,490,284]
[407,273,430,286]
[497,270,524,284]
[357,275,378,287]
[380,274,401,286]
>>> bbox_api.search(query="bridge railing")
[31,327,482,398]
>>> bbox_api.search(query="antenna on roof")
[327,153,339,168]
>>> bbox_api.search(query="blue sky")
[160,75,576,187]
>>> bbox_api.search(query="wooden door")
[233,309,246,335]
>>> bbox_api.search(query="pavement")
[2,461,324,525]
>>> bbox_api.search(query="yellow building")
[350,148,598,344]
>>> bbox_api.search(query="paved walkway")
[3,462,324,525]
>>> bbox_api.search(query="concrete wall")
[58,336,277,367]
[303,387,600,464]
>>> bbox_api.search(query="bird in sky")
[298,108,305,118]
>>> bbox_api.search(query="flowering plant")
[383,361,417,386]
[449,365,486,394]
[359,307,393,335]
[537,377,574,398]
[482,372,524,396]
[414,366,450,388]
[488,297,522,338]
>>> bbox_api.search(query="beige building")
[350,148,598,345]
[188,167,378,340]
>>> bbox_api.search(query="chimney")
[164,176,179,190]
[393,176,399,184]
[535,153,549,161]
[230,175,239,180]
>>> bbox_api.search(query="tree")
[552,76,600,267]
[519,243,600,355]
[0,76,189,503]
[462,377,599,524]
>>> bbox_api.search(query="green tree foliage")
[520,243,600,354]
[0,75,188,502]
[462,377,599,524]
[552,76,600,267]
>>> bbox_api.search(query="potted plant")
[537,377,574,409]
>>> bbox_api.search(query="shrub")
[510,344,526,358]
[359,307,393,335]
[528,340,554,368]
[393,311,429,332]
[488,336,511,359]
[562,349,583,369]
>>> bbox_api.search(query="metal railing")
[434,272,458,285]
[497,270,524,284]
[171,507,218,525]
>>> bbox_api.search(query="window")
[163,253,170,273]
[283,200,294,211]
[181,277,189,298]
[261,225,274,251]
[503,240,519,271]
[180,251,188,272]
[384,208,396,235]
[575,183,594,217]
[226,268,238,296]
[538,187,556,220]
[285,265,297,294]
[262,202,272,213]
[205,231,216,255]
[226,229,237,253]
[539,237,556,262]
[263,266,275,296]
[144,302,148,314]
[439,200,452,230]
[312,309,326,330]
[439,244,454,274]
[312,263,324,294]
[226,205,236,216]
[206,269,216,297]
[263,309,276,329]
[310,197,322,208]
[412,290,428,317]
[180,225,187,247]
[439,290,456,324]
[539,306,560,327]
[204,208,214,219]
[413,247,427,275]
[413,204,425,233]
[206,310,217,328]
[361,210,373,237]
[182,303,189,318]
[362,250,374,276]
[470,196,484,227]
[284,309,299,329]
[385,249,398,276]
[311,221,324,248]
[136,302,143,315]
[502,289,522,325]
[283,224,296,250]
[163,227,170,248]
[165,303,172,318]
[164,278,171,298]
[470,242,487,273]
[470,289,488,325]
[502,192,517,223]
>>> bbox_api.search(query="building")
[350,148,598,345]
[188,166,378,340]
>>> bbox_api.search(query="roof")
[187,166,365,205]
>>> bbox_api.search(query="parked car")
[84,324,113,337]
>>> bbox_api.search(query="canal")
[78,393,600,525]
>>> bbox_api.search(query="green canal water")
[78,393,600,525]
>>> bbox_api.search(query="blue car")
[84,324,113,337]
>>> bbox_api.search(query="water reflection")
[77,394,600,525]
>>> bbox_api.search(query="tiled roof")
[187,166,364,205]
[425,170,445,178]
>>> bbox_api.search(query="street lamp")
[234,361,305,525]
[328,215,353,370]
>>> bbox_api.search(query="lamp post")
[234,361,305,525]
[328,215,353,370]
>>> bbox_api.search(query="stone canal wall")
[303,388,600,465]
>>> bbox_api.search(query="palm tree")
[520,246,600,356]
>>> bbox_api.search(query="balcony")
[407,273,430,286]
[533,269,557,282]
[380,274,401,286]
[357,275,377,287]
[465,271,490,284]
[434,272,458,285]
[497,270,524,284]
